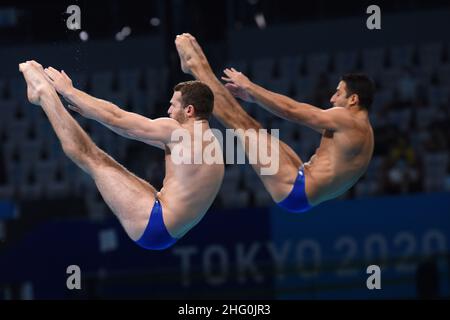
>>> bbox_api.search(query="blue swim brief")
[276,166,312,213]
[135,200,178,250]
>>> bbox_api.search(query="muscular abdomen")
[306,124,374,205]
[159,138,224,237]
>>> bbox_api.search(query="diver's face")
[167,91,187,123]
[330,81,352,108]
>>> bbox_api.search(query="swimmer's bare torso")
[303,110,374,205]
[158,121,224,238]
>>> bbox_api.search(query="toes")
[19,61,32,72]
[31,60,44,70]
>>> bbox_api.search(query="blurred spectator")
[382,135,423,194]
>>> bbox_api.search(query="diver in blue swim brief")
[175,33,375,211]
[23,60,224,252]
[135,200,178,250]
[277,166,312,213]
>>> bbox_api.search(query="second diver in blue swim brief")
[277,166,312,213]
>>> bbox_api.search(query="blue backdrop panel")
[270,193,450,299]
[0,207,272,299]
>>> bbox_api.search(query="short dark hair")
[173,80,214,120]
[341,73,375,110]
